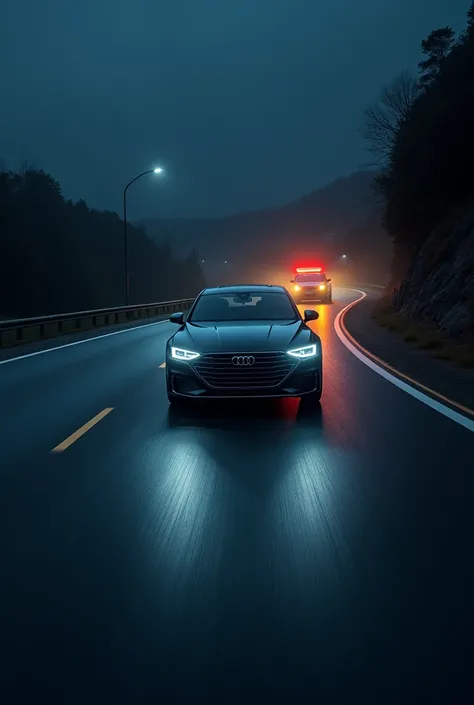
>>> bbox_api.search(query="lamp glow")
[287,344,318,359]
[171,347,200,361]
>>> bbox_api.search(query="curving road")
[0,287,473,704]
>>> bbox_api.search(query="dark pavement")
[0,288,473,704]
[344,289,474,413]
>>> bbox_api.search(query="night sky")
[2,0,469,219]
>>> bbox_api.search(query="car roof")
[201,285,287,295]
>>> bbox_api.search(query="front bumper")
[166,355,322,399]
[293,288,328,302]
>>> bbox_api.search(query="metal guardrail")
[0,284,387,349]
[0,299,195,348]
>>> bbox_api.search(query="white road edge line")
[334,289,474,434]
[0,319,170,366]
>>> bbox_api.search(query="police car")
[290,267,332,304]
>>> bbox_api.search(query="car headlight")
[287,343,318,359]
[294,285,301,292]
[318,284,326,290]
[170,347,200,361]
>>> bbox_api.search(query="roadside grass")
[372,296,474,369]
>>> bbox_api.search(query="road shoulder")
[342,292,474,415]
[0,313,172,363]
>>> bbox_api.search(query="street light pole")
[123,168,163,305]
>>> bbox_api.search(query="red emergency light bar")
[296,267,322,273]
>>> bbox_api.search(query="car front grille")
[194,352,298,389]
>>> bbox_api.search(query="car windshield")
[189,291,298,321]
[295,273,325,282]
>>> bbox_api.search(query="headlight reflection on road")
[297,299,339,363]
[297,300,329,330]
[140,434,220,583]
[268,441,357,607]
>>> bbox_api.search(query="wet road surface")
[0,288,473,703]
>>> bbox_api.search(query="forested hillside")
[364,1,474,336]
[0,167,205,318]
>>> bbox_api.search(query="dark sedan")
[165,285,322,404]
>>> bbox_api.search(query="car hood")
[171,319,315,353]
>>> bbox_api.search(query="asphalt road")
[0,287,473,704]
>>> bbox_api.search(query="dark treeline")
[0,166,205,318]
[364,1,474,284]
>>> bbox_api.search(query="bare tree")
[361,71,419,165]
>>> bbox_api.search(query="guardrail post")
[0,297,195,349]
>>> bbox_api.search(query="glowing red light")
[296,267,322,273]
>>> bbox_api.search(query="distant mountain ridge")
[139,170,391,283]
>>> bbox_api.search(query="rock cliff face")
[393,211,474,337]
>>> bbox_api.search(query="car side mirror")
[170,312,184,324]
[304,309,319,322]
[327,278,332,283]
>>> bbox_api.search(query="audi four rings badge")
[232,356,255,366]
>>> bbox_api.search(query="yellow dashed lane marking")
[51,408,114,452]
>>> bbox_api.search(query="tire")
[298,390,322,417]
[301,388,322,404]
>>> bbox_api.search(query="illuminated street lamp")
[123,167,164,305]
